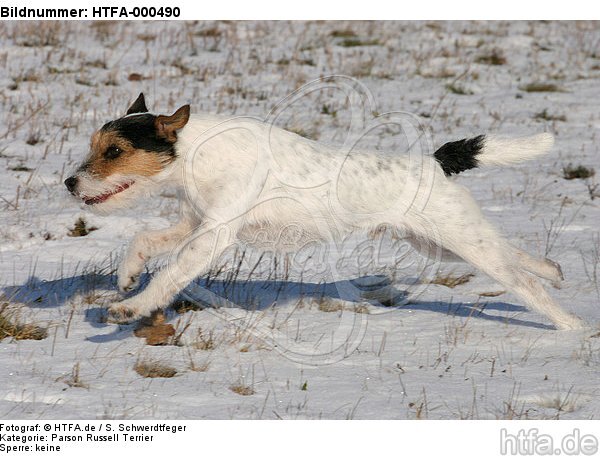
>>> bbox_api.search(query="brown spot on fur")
[368,224,401,241]
[86,129,174,178]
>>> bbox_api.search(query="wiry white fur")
[478,133,555,167]
[99,114,585,330]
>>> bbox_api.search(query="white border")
[1,420,599,456]
[4,0,600,20]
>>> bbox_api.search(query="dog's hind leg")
[404,231,562,287]
[368,225,463,262]
[415,188,584,329]
[405,233,464,263]
[436,227,582,329]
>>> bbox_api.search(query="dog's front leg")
[109,222,237,322]
[117,218,195,293]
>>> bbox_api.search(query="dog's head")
[64,93,190,213]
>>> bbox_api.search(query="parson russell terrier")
[64,93,586,330]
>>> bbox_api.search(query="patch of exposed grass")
[63,362,88,388]
[287,127,314,140]
[0,304,47,341]
[47,66,78,75]
[519,82,564,93]
[418,67,457,79]
[189,360,210,372]
[26,133,41,146]
[75,78,95,87]
[13,71,41,84]
[475,49,507,65]
[134,360,177,378]
[194,26,222,52]
[317,298,344,313]
[274,55,312,67]
[85,59,108,69]
[446,83,473,95]
[330,29,357,38]
[296,58,315,67]
[338,38,381,47]
[137,33,156,42]
[427,273,475,288]
[90,21,117,42]
[534,109,567,122]
[192,328,216,350]
[317,297,370,314]
[68,217,98,237]
[353,304,370,314]
[13,22,63,47]
[587,183,600,201]
[171,59,194,76]
[425,22,442,31]
[562,164,595,180]
[104,75,119,86]
[321,104,337,117]
[128,73,144,82]
[360,285,402,307]
[230,383,255,396]
[172,300,202,314]
[194,27,222,38]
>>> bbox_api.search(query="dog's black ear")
[126,93,148,115]
[155,105,190,142]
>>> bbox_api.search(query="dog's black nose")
[64,176,77,193]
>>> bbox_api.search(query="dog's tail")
[434,133,554,176]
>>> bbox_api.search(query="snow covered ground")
[0,21,599,419]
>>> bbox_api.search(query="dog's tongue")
[84,193,111,205]
[84,182,132,205]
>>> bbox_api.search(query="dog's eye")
[104,146,122,160]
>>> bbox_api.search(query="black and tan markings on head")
[84,93,190,179]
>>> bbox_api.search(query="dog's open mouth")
[83,181,134,205]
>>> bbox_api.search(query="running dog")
[64,93,585,330]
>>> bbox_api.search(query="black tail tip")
[434,135,485,176]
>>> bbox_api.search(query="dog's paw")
[555,314,588,331]
[118,273,141,293]
[545,258,564,289]
[117,257,144,293]
[106,292,157,324]
[107,299,145,324]
[107,304,138,324]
